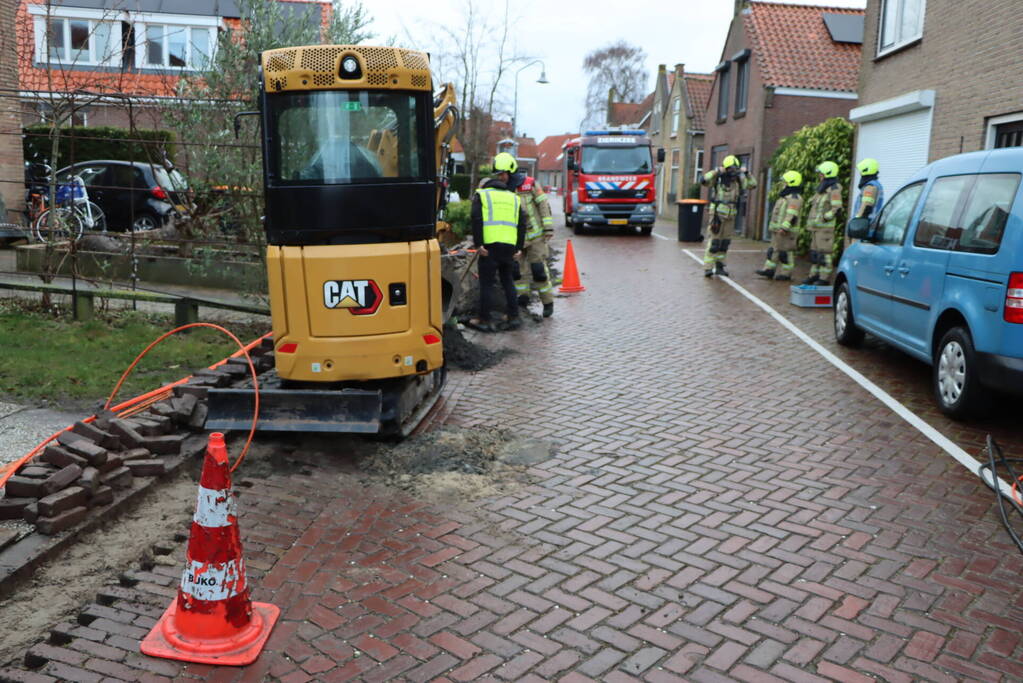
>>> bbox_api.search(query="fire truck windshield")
[580,146,652,175]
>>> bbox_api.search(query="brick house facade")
[703,0,862,239]
[15,0,328,130]
[1,0,23,215]
[656,65,712,220]
[851,0,1023,195]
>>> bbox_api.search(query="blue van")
[834,148,1023,418]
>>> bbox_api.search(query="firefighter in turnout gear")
[755,170,803,281]
[803,161,844,286]
[511,173,555,317]
[854,158,884,219]
[701,155,756,277]
[467,152,529,332]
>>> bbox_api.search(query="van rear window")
[957,173,1020,254]
[914,173,1020,254]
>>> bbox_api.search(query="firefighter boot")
[774,273,792,281]
[755,268,775,279]
[517,295,530,307]
[802,274,819,285]
[704,269,714,278]
[543,302,554,318]
[715,262,730,277]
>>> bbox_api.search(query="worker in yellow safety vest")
[510,173,555,318]
[756,170,803,281]
[701,155,756,277]
[467,152,529,332]
[803,160,844,286]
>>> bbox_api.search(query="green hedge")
[768,117,854,259]
[450,173,471,199]
[23,125,176,169]
[445,199,472,239]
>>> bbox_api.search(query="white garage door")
[854,107,933,198]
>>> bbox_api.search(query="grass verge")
[0,299,267,408]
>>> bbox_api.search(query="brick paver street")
[6,211,1023,682]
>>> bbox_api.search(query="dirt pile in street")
[442,324,515,372]
[359,426,554,502]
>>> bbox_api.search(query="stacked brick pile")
[0,343,275,543]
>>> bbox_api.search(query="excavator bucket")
[204,387,383,433]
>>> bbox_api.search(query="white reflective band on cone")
[181,558,246,601]
[193,486,235,528]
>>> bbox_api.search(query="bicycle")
[31,173,106,243]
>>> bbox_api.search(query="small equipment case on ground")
[790,284,833,308]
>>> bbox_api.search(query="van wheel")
[834,283,864,347]
[933,326,988,419]
[639,225,653,236]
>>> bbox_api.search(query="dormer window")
[31,7,124,66]
[141,24,214,69]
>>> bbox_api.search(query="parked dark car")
[54,160,189,232]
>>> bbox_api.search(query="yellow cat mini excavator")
[205,45,459,436]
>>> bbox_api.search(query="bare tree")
[423,0,524,189]
[581,40,648,130]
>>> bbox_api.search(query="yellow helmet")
[782,170,803,188]
[722,155,740,169]
[816,161,839,178]
[493,152,518,174]
[856,158,879,176]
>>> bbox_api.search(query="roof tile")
[683,74,714,132]
[745,1,863,92]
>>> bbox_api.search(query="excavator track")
[204,338,447,437]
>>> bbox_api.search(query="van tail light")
[151,186,168,200]
[1005,272,1023,324]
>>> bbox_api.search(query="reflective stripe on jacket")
[854,179,884,219]
[478,188,521,245]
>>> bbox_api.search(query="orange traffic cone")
[140,433,279,666]
[558,239,586,293]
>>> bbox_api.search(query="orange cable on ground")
[104,323,260,473]
[0,330,270,486]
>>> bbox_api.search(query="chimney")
[674,63,685,82]
[606,87,616,124]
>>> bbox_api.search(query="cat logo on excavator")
[323,279,382,315]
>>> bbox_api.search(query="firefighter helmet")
[722,155,740,169]
[816,161,839,178]
[782,170,803,188]
[856,158,879,176]
[493,152,518,174]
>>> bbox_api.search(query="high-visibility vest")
[478,188,520,245]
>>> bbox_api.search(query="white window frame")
[693,148,705,183]
[669,149,680,197]
[133,13,222,71]
[29,6,123,67]
[671,97,681,137]
[877,0,926,57]
[986,112,1023,150]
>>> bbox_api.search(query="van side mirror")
[847,217,872,240]
[657,148,666,163]
[566,157,576,171]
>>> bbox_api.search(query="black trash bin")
[677,199,708,242]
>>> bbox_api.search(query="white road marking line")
[681,248,1012,498]
[651,232,670,241]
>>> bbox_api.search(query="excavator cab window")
[269,90,426,185]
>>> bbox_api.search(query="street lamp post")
[512,60,549,139]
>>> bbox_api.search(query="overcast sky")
[367,0,867,142]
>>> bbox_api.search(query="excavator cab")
[206,47,453,436]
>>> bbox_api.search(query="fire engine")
[562,130,664,236]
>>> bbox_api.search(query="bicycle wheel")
[33,207,84,242]
[80,201,107,233]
